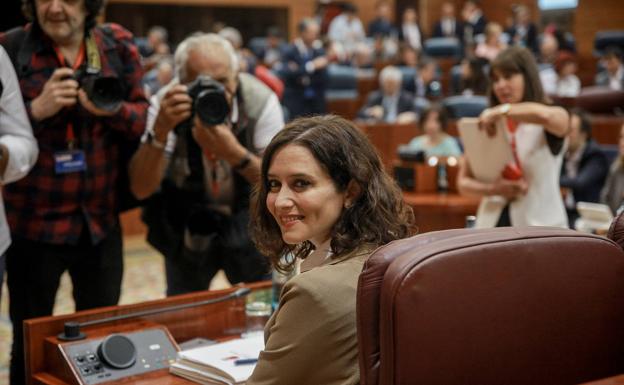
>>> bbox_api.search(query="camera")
[186,75,230,127]
[74,69,125,112]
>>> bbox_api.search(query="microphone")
[58,287,251,341]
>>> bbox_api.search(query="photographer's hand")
[154,85,192,139]
[192,118,247,165]
[31,68,79,121]
[78,89,121,117]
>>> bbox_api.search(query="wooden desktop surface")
[403,192,480,233]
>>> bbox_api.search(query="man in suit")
[358,65,416,124]
[367,0,396,38]
[595,47,624,91]
[278,18,328,119]
[432,2,464,42]
[506,5,538,53]
[461,0,487,46]
[560,109,610,228]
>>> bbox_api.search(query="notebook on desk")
[170,334,264,385]
[457,117,513,183]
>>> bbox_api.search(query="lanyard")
[506,117,523,173]
[202,149,221,197]
[52,34,100,150]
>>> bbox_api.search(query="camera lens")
[85,76,125,112]
[195,89,230,126]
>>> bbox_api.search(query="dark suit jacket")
[357,90,415,121]
[367,18,397,38]
[506,23,538,53]
[278,42,328,118]
[560,140,610,226]
[432,18,464,41]
[464,14,487,43]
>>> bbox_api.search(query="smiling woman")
[247,115,414,385]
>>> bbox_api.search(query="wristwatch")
[499,103,511,116]
[146,130,166,150]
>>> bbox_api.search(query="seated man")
[595,46,624,91]
[129,33,284,296]
[357,65,416,124]
[560,108,609,228]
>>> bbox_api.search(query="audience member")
[506,5,538,53]
[398,7,423,52]
[601,123,624,214]
[538,33,560,95]
[398,44,419,67]
[0,46,38,306]
[130,33,283,296]
[409,57,442,99]
[555,51,580,97]
[143,56,175,98]
[247,115,414,385]
[475,22,507,62]
[219,26,257,73]
[595,47,624,91]
[357,65,416,124]
[400,105,461,157]
[0,0,149,383]
[138,25,169,59]
[352,42,375,69]
[459,57,488,95]
[256,26,284,68]
[367,0,396,38]
[560,109,609,228]
[278,18,328,119]
[457,47,569,228]
[432,2,464,41]
[327,3,365,56]
[462,0,487,47]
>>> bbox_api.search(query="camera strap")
[53,34,100,149]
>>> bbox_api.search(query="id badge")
[54,150,87,174]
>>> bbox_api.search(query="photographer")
[0,1,148,383]
[129,33,283,296]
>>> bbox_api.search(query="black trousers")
[7,225,123,385]
[163,210,270,296]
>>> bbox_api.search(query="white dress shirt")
[0,46,39,254]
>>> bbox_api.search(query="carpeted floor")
[0,235,230,385]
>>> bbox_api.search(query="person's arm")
[457,156,528,199]
[560,149,609,192]
[129,84,190,199]
[0,47,38,184]
[480,102,570,138]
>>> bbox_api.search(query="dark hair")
[250,115,414,272]
[297,18,317,34]
[604,46,623,62]
[22,0,104,33]
[461,57,488,95]
[569,107,592,139]
[488,46,547,106]
[419,104,448,131]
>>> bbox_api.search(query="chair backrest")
[397,66,416,91]
[413,97,431,115]
[442,95,489,118]
[424,37,462,58]
[575,86,624,114]
[593,30,624,56]
[325,64,358,100]
[357,226,624,385]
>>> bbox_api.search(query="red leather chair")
[357,220,624,385]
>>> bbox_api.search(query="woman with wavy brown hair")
[247,115,414,385]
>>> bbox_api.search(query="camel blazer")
[247,245,374,385]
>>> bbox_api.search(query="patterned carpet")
[0,235,231,385]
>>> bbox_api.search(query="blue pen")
[234,358,258,366]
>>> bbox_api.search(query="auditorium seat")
[575,86,624,114]
[325,64,359,119]
[357,217,624,385]
[413,97,431,115]
[397,66,416,92]
[442,95,488,118]
[423,37,462,59]
[593,30,624,56]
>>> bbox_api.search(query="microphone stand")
[58,287,251,341]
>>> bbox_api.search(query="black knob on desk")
[58,321,86,341]
[97,334,137,369]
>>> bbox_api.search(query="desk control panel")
[62,328,178,384]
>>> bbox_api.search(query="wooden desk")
[25,282,270,385]
[357,122,419,170]
[403,192,480,233]
[591,115,624,145]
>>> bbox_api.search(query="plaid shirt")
[0,23,148,245]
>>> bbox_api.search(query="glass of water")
[245,288,272,333]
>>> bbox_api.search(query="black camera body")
[75,69,125,112]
